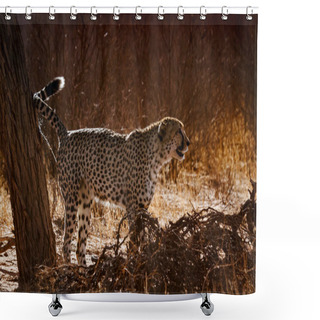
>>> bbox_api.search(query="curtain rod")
[0,6,258,16]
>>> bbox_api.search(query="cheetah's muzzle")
[176,149,184,158]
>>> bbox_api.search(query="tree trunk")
[0,23,56,291]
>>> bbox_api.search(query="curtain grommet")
[70,6,77,20]
[49,6,55,20]
[246,6,253,21]
[177,6,184,21]
[5,6,12,21]
[113,6,120,21]
[221,6,229,21]
[200,6,207,20]
[25,6,32,20]
[135,6,142,21]
[157,6,164,20]
[90,7,97,21]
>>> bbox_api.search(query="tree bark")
[0,23,56,291]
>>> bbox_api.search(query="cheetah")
[33,77,190,266]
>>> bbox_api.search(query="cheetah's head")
[158,117,190,162]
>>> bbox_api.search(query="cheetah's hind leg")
[62,194,79,264]
[76,180,93,266]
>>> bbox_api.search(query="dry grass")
[0,163,253,277]
[0,125,255,290]
[0,167,18,292]
[45,165,253,263]
[0,110,256,291]
[33,182,256,294]
[0,171,13,237]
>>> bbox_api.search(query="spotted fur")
[33,77,190,266]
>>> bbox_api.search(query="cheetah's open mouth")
[176,148,188,160]
[176,149,184,158]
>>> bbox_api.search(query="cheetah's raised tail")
[33,77,67,140]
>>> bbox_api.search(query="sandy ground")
[0,170,251,292]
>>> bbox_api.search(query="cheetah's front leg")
[126,205,149,248]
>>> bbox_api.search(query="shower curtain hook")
[25,6,32,20]
[157,6,164,20]
[246,6,253,21]
[221,6,228,20]
[135,6,142,20]
[113,6,120,21]
[200,6,207,20]
[49,6,55,20]
[70,6,77,20]
[90,6,97,21]
[4,6,11,21]
[177,6,184,20]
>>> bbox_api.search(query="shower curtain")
[0,9,257,295]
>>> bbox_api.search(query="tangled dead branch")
[33,181,256,295]
[0,237,15,254]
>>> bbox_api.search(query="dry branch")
[0,237,15,254]
[0,268,18,277]
[33,181,256,295]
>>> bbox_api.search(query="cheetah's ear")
[158,122,165,142]
[158,120,175,143]
[158,121,171,142]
